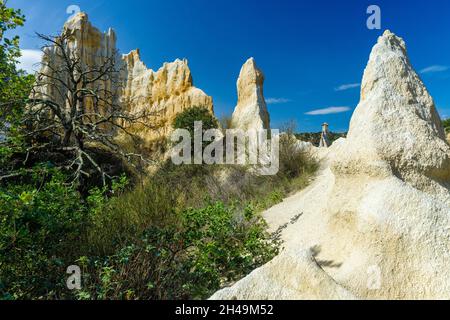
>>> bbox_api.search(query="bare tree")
[19,32,156,186]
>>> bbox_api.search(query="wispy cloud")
[334,83,360,92]
[420,65,449,74]
[305,106,352,116]
[266,97,292,105]
[18,49,43,74]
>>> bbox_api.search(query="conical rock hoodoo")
[211,31,450,300]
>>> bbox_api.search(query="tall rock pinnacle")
[62,12,117,63]
[121,49,214,142]
[212,31,450,300]
[231,58,270,131]
[333,30,450,195]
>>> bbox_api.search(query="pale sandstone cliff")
[121,49,213,144]
[34,12,213,146]
[211,31,450,300]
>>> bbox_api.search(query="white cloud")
[266,97,292,105]
[420,65,449,74]
[18,49,43,74]
[335,83,360,92]
[305,106,352,116]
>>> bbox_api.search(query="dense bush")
[0,167,89,299]
[279,133,317,179]
[443,118,450,133]
[172,106,219,135]
[0,159,282,299]
[78,202,277,300]
[0,3,35,180]
[0,129,315,301]
[172,106,219,159]
[73,139,319,300]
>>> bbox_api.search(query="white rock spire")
[231,58,270,131]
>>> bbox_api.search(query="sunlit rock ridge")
[35,12,214,144]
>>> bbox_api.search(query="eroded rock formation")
[34,12,213,145]
[211,31,450,300]
[333,30,450,200]
[121,49,213,144]
[34,12,118,115]
[231,58,270,131]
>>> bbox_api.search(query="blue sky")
[10,0,450,132]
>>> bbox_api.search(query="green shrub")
[85,173,180,256]
[0,153,314,300]
[78,202,277,300]
[76,135,319,300]
[278,133,317,179]
[443,118,450,133]
[0,166,89,299]
[172,106,219,160]
[172,106,219,135]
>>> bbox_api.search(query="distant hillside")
[295,119,450,147]
[295,117,450,145]
[295,132,347,147]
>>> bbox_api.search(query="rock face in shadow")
[231,58,270,131]
[211,31,450,300]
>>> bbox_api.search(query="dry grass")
[86,132,318,255]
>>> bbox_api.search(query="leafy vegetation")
[75,132,316,299]
[443,118,450,133]
[1,161,284,299]
[0,167,90,299]
[172,106,219,158]
[0,3,317,300]
[77,201,277,300]
[0,3,33,108]
[173,106,219,135]
[0,2,35,177]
